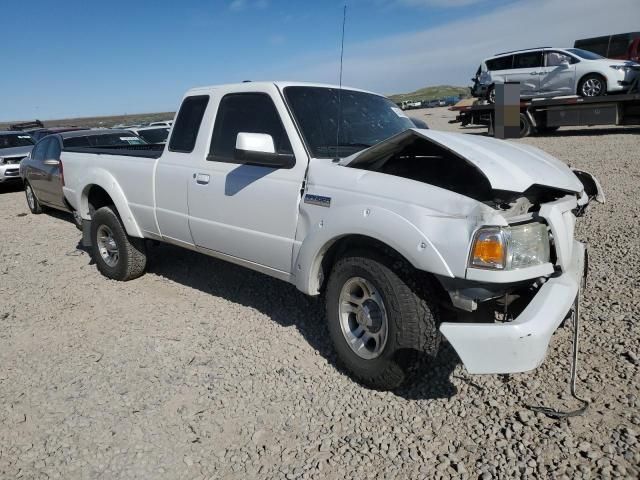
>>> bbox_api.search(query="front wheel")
[24,182,42,214]
[578,74,606,97]
[325,252,441,390]
[90,206,147,281]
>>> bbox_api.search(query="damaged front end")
[341,128,604,374]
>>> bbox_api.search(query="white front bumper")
[0,164,22,181]
[440,240,585,374]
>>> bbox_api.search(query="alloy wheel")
[96,224,119,267]
[582,78,603,96]
[338,277,389,360]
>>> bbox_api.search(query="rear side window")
[486,55,513,71]
[169,95,209,153]
[575,37,609,56]
[45,137,61,160]
[209,93,292,160]
[609,34,630,57]
[513,51,543,69]
[31,139,48,161]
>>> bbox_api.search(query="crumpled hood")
[0,146,33,158]
[340,129,584,194]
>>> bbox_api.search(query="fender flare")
[79,169,143,238]
[293,204,454,295]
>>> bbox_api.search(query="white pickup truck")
[61,81,604,390]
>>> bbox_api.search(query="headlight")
[469,223,550,270]
[610,65,633,71]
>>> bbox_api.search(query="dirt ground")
[1,108,638,479]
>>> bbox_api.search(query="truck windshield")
[565,48,605,60]
[0,134,34,149]
[284,86,414,158]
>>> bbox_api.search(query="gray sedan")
[0,131,34,184]
[20,129,146,220]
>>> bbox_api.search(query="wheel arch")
[576,71,607,95]
[293,206,454,296]
[80,179,143,238]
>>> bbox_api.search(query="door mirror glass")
[234,132,294,169]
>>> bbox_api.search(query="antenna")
[334,4,347,161]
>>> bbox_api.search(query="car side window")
[32,139,51,162]
[513,51,543,69]
[486,55,513,71]
[31,141,47,162]
[609,34,630,57]
[168,95,210,153]
[546,51,573,67]
[45,137,62,160]
[209,93,292,161]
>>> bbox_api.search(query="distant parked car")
[472,47,640,102]
[30,127,85,143]
[0,131,34,184]
[20,129,146,218]
[149,120,173,127]
[575,32,640,62]
[129,126,170,144]
[424,99,440,108]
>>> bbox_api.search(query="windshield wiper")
[323,143,372,150]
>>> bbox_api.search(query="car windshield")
[63,133,147,148]
[283,86,414,158]
[0,134,34,149]
[136,128,169,144]
[566,48,605,60]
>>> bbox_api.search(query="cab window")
[209,93,292,161]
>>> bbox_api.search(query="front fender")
[293,204,454,295]
[79,169,143,238]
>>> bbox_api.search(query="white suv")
[472,47,640,102]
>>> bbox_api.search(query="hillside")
[388,85,469,103]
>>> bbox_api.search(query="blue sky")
[2,0,639,120]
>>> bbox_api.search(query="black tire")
[90,206,147,281]
[536,125,560,135]
[24,181,42,214]
[519,113,532,138]
[578,74,606,97]
[325,251,442,390]
[486,85,495,104]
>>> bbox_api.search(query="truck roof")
[184,81,382,98]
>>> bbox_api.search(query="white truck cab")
[60,81,603,390]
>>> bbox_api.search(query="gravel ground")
[1,109,639,479]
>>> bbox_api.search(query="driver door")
[538,51,577,96]
[187,87,308,274]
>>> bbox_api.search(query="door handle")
[530,72,539,75]
[194,173,210,185]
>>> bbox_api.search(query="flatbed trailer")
[451,81,640,137]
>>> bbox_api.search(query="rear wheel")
[90,206,147,281]
[325,251,441,390]
[519,113,532,138]
[24,182,42,214]
[536,125,560,135]
[578,74,606,97]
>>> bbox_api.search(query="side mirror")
[234,132,295,169]
[560,59,570,67]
